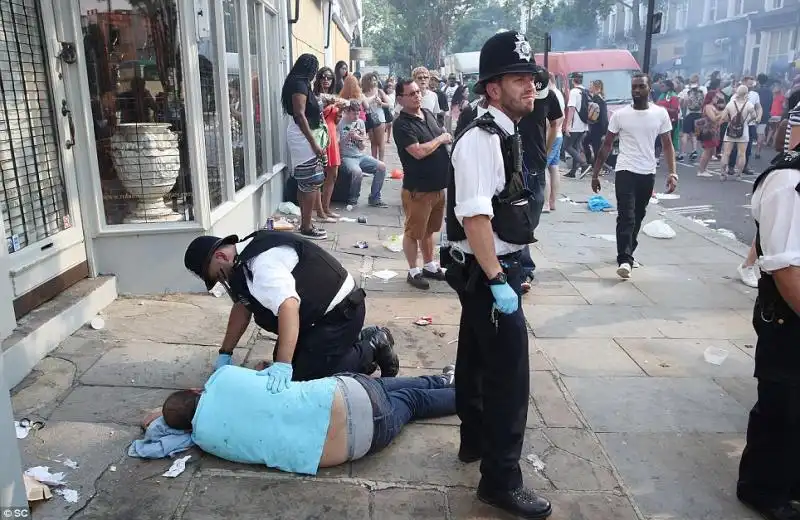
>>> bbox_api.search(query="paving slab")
[365,294,462,326]
[364,272,452,293]
[49,386,175,426]
[50,335,115,376]
[538,427,619,491]
[73,295,255,346]
[391,323,459,369]
[713,377,757,410]
[569,278,654,306]
[373,489,448,519]
[731,338,758,359]
[524,304,663,338]
[68,452,199,520]
[20,421,139,520]
[615,338,755,377]
[527,269,584,297]
[631,280,754,309]
[535,338,646,377]
[532,371,584,428]
[80,340,248,389]
[350,423,551,489]
[599,432,760,520]
[564,377,748,433]
[11,356,75,419]
[638,307,754,339]
[182,476,371,519]
[447,489,639,520]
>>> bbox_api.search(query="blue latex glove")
[256,362,293,393]
[214,353,233,371]
[490,282,519,315]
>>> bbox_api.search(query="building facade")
[289,0,362,69]
[598,0,800,78]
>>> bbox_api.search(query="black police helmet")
[475,31,538,95]
[184,234,239,290]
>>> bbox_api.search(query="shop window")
[248,1,263,176]
[767,28,794,69]
[197,27,225,208]
[223,0,246,192]
[1,0,70,251]
[80,0,193,225]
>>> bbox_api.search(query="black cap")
[475,31,537,95]
[184,234,238,290]
[534,66,549,100]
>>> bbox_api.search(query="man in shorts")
[393,78,452,290]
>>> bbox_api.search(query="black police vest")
[446,112,536,246]
[226,230,348,333]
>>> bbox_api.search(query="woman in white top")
[384,77,396,144]
[361,72,391,161]
[720,84,757,181]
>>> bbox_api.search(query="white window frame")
[608,6,617,39]
[767,0,784,10]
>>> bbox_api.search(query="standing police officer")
[183,230,399,391]
[443,31,552,519]
[736,143,800,519]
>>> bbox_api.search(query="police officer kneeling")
[443,31,552,519]
[736,145,800,519]
[184,230,399,392]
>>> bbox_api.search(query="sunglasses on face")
[322,75,333,80]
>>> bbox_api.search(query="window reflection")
[81,0,193,224]
[223,0,245,191]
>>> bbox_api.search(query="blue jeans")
[341,155,386,205]
[347,373,455,453]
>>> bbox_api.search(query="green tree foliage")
[451,3,517,53]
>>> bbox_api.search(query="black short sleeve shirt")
[392,109,450,192]
[519,90,564,173]
[286,78,322,129]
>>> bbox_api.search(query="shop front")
[0,0,292,386]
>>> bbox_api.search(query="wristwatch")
[487,272,507,286]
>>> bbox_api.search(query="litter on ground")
[55,488,80,503]
[25,467,66,487]
[525,453,545,472]
[655,192,680,200]
[277,201,301,216]
[383,234,403,252]
[163,455,191,478]
[338,217,356,222]
[715,228,737,240]
[371,270,397,281]
[704,347,729,366]
[642,220,676,239]
[62,459,79,469]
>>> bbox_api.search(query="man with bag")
[183,230,399,389]
[444,30,552,519]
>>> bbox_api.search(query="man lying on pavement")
[157,364,456,474]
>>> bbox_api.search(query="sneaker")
[632,260,641,268]
[617,263,632,279]
[407,272,430,290]
[676,153,685,161]
[541,205,551,213]
[563,172,576,178]
[300,227,327,240]
[697,170,713,177]
[477,485,553,519]
[370,327,399,377]
[442,364,455,386]
[738,263,759,288]
[422,267,446,281]
[368,199,389,208]
[690,150,699,161]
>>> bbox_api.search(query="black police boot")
[458,446,482,463]
[477,484,553,519]
[738,490,800,520]
[369,327,399,377]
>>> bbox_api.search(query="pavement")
[11,143,766,520]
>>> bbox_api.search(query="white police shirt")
[752,168,800,273]
[450,105,526,257]
[234,241,354,315]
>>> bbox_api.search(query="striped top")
[786,101,800,153]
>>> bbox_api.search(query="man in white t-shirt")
[412,66,441,117]
[590,73,678,280]
[563,72,589,177]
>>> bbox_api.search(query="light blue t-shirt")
[191,365,337,475]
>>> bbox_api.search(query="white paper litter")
[382,235,403,253]
[525,453,545,472]
[15,421,30,439]
[715,228,737,240]
[277,201,301,216]
[642,219,676,239]
[371,270,398,281]
[338,217,357,222]
[62,459,79,470]
[558,196,579,205]
[25,467,66,487]
[90,316,105,330]
[704,347,729,366]
[55,488,79,503]
[163,455,191,478]
[109,465,117,472]
[655,192,680,200]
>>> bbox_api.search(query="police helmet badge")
[514,33,532,62]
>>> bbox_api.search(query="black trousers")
[564,132,586,174]
[615,170,655,266]
[738,307,800,507]
[291,292,376,380]
[446,252,530,492]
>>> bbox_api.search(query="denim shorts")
[547,135,563,167]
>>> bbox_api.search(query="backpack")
[686,87,704,112]
[727,102,745,139]
[577,87,596,124]
[694,116,715,141]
